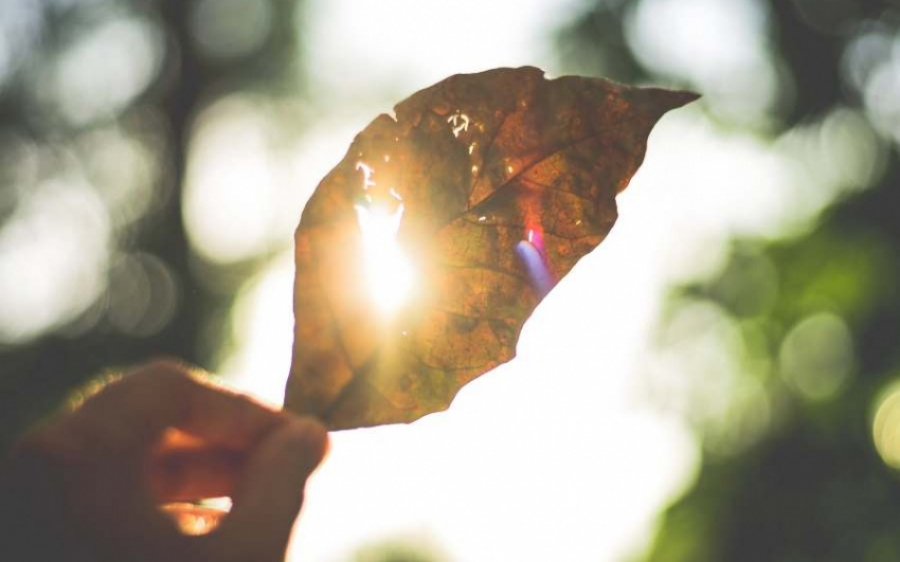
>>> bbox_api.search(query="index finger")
[65,360,291,455]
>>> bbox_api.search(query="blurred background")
[1,0,899,560]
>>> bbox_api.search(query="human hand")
[0,360,328,562]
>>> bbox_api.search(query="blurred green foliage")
[645,183,900,561]
[560,0,900,559]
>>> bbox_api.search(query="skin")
[0,360,328,562]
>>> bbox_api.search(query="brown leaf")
[285,66,697,430]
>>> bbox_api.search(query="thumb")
[215,416,328,561]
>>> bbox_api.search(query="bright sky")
[212,0,845,560]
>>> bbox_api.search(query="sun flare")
[354,162,416,315]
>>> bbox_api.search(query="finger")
[148,429,243,502]
[213,416,328,560]
[148,445,246,502]
[69,360,289,456]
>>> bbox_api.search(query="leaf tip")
[652,88,701,110]
[675,90,702,106]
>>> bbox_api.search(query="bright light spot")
[303,0,583,104]
[50,16,163,125]
[355,200,415,315]
[626,111,843,284]
[863,56,900,144]
[775,107,887,216]
[78,123,163,229]
[183,95,285,264]
[872,380,900,470]
[841,29,894,95]
[645,299,771,456]
[0,179,110,343]
[356,161,376,191]
[447,112,470,137]
[779,312,855,401]
[352,161,416,314]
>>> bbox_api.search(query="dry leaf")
[285,66,696,429]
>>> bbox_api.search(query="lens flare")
[516,227,555,297]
